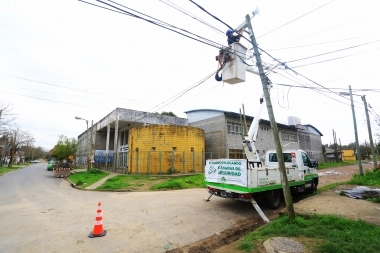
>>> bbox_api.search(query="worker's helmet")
[226,29,234,36]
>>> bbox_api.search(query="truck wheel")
[266,190,282,210]
[307,180,318,194]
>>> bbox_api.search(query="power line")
[188,0,235,32]
[186,0,358,108]
[1,90,109,111]
[272,70,355,107]
[80,0,255,67]
[257,46,354,101]
[257,0,336,39]
[287,40,380,63]
[291,47,380,68]
[1,83,107,102]
[159,0,224,34]
[80,0,223,49]
[268,19,354,50]
[133,71,215,122]
[1,73,148,103]
[266,36,366,51]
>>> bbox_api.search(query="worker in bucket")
[226,29,244,45]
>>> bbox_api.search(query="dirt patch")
[166,211,280,253]
[317,163,372,187]
[169,163,378,253]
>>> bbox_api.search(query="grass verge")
[238,214,380,253]
[96,174,205,191]
[150,174,205,190]
[348,169,380,186]
[317,161,357,170]
[0,164,27,176]
[67,169,109,189]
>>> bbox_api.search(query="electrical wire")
[0,73,148,103]
[286,40,380,63]
[291,47,380,68]
[1,90,109,110]
[272,70,356,107]
[266,36,366,51]
[79,0,222,49]
[257,0,336,39]
[257,46,354,102]
[80,0,254,66]
[268,20,354,50]
[186,0,360,109]
[133,71,216,122]
[188,0,235,32]
[159,0,224,34]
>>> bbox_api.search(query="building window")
[227,121,242,135]
[229,149,244,159]
[281,131,298,142]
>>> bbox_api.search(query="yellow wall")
[342,149,356,161]
[128,125,205,174]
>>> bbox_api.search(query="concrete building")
[76,108,206,173]
[185,109,323,162]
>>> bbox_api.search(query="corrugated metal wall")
[128,125,205,174]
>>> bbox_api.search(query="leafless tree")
[0,103,15,135]
[6,126,34,167]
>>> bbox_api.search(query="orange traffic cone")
[89,202,107,238]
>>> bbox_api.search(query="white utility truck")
[205,14,318,221]
[203,92,319,222]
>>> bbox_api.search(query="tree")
[7,126,34,167]
[0,103,15,135]
[52,135,77,162]
[161,111,177,117]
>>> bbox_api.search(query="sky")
[1,0,380,151]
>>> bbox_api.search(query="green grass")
[150,174,205,190]
[238,214,380,253]
[0,164,27,175]
[67,169,109,189]
[96,174,205,191]
[318,161,357,170]
[348,169,380,186]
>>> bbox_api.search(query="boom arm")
[243,84,272,162]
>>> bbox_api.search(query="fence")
[90,151,211,174]
[78,151,222,174]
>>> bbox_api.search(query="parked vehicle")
[47,160,56,171]
[30,160,39,163]
[204,60,319,222]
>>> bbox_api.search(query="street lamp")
[75,116,90,171]
[339,85,363,175]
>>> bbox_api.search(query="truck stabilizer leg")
[250,197,270,223]
[204,194,213,202]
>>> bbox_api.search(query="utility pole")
[349,85,363,175]
[245,14,295,219]
[332,130,339,162]
[362,95,377,168]
[90,120,94,169]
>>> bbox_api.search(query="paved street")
[0,164,265,253]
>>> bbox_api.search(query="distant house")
[342,149,356,161]
[324,148,342,162]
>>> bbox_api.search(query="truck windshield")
[269,153,292,162]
